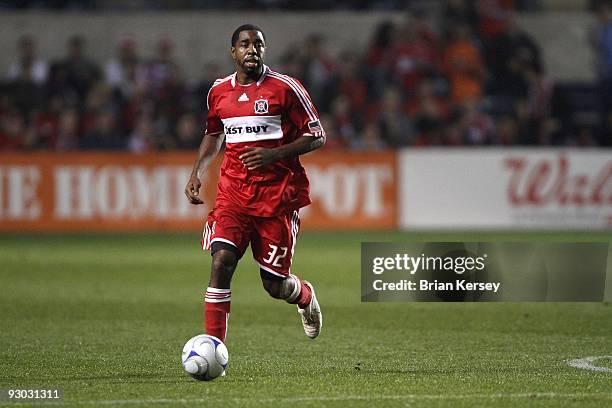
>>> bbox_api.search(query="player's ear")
[230,46,236,61]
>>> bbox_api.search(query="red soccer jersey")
[205,65,325,217]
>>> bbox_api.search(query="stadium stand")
[1,0,611,150]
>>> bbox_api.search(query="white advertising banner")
[399,149,612,230]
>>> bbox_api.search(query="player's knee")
[211,250,238,277]
[261,277,283,299]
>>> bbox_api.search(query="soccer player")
[185,24,325,342]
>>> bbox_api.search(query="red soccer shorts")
[201,207,300,278]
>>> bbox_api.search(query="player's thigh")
[251,211,300,278]
[202,207,253,259]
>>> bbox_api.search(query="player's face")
[231,30,266,75]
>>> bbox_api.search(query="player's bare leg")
[209,249,238,288]
[260,271,322,339]
[204,247,238,342]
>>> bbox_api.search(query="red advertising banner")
[0,151,397,232]
[301,152,397,229]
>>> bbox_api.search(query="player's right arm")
[185,133,224,205]
[185,83,225,205]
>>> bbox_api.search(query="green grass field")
[1,231,611,407]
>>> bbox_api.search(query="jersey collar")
[230,65,269,88]
[256,65,269,86]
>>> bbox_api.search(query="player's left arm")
[240,80,325,170]
[239,134,325,170]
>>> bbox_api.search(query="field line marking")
[567,356,612,373]
[5,392,611,406]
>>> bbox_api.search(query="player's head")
[231,24,266,76]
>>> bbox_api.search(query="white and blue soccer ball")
[181,334,229,381]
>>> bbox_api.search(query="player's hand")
[185,174,204,205]
[239,147,278,170]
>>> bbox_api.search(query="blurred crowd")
[1,0,611,151]
[0,0,540,11]
[1,34,205,152]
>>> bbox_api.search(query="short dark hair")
[231,24,265,47]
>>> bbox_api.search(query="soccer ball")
[181,334,229,381]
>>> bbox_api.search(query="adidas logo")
[238,93,249,102]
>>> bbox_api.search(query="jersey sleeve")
[285,79,325,138]
[204,86,224,136]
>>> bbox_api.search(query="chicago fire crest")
[254,99,269,114]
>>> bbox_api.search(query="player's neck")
[236,69,262,86]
